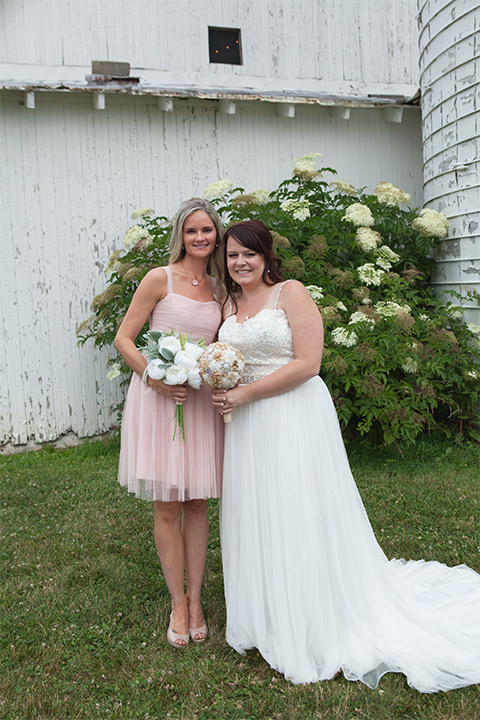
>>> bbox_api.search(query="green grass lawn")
[1,436,480,720]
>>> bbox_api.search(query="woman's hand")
[147,378,188,404]
[212,386,251,416]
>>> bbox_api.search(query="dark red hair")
[223,220,284,311]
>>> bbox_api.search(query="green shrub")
[78,158,480,445]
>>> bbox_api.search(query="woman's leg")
[182,499,209,638]
[153,500,188,644]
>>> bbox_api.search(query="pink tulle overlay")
[118,267,223,501]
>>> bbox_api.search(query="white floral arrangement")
[203,179,234,201]
[374,301,412,318]
[356,227,382,252]
[250,189,270,204]
[199,342,245,423]
[293,153,322,180]
[280,198,311,222]
[124,224,153,249]
[140,330,205,440]
[131,207,154,219]
[402,357,418,374]
[331,327,358,348]
[374,245,400,270]
[348,311,375,327]
[306,285,324,304]
[412,208,449,238]
[343,203,375,228]
[374,182,411,207]
[357,263,386,287]
[330,180,357,196]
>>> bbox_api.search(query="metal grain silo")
[418,0,480,322]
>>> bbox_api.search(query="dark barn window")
[209,27,242,65]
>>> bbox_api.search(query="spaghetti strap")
[164,265,173,295]
[273,279,293,309]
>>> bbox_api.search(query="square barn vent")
[209,27,242,65]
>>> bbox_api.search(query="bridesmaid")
[115,198,224,648]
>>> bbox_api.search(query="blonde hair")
[168,198,225,300]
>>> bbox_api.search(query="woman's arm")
[114,267,187,403]
[214,281,323,412]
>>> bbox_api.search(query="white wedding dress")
[218,284,480,692]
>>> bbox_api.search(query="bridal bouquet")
[199,342,245,423]
[141,330,204,440]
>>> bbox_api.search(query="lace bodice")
[219,306,295,384]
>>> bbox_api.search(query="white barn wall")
[0,91,423,448]
[1,0,419,97]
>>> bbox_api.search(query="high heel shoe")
[167,612,189,649]
[189,621,208,644]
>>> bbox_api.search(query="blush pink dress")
[118,266,223,501]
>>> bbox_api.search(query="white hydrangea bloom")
[124,224,152,248]
[280,198,311,222]
[402,357,418,374]
[106,362,122,380]
[375,301,411,317]
[203,179,234,201]
[331,327,358,347]
[466,370,479,379]
[306,285,324,304]
[131,207,154,219]
[375,246,400,271]
[251,189,270,204]
[330,180,357,195]
[356,227,382,252]
[348,311,375,326]
[357,263,386,286]
[419,314,429,321]
[412,208,449,238]
[374,182,411,206]
[337,301,347,311]
[342,203,375,228]
[467,323,480,336]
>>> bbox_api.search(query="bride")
[212,219,480,692]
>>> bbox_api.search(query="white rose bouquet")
[199,342,245,423]
[140,330,205,440]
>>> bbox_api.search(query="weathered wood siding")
[418,0,480,322]
[1,0,419,96]
[1,0,424,449]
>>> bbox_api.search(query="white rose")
[164,365,188,386]
[147,359,167,380]
[184,342,203,361]
[158,335,181,359]
[187,368,202,389]
[174,350,197,372]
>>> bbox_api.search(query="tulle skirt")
[220,376,480,692]
[118,373,223,502]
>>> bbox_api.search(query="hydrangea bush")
[78,157,480,445]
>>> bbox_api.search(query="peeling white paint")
[418,0,480,321]
[1,0,425,447]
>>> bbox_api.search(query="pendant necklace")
[181,262,205,287]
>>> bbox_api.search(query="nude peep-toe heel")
[167,612,190,649]
[189,622,208,644]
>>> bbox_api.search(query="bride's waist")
[241,358,292,383]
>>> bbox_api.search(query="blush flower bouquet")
[140,330,205,440]
[199,342,245,423]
